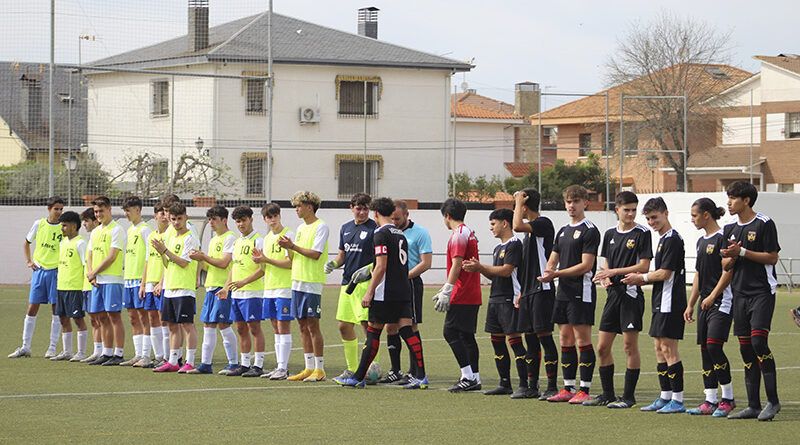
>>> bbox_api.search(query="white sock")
[186,348,196,366]
[278,334,292,370]
[273,334,281,367]
[49,315,61,350]
[254,351,265,369]
[77,330,87,355]
[201,327,216,365]
[579,380,591,390]
[102,347,113,356]
[460,365,474,380]
[168,349,180,366]
[474,372,481,383]
[241,352,252,367]
[150,329,163,359]
[721,382,734,400]
[220,327,238,364]
[672,391,684,403]
[22,315,36,350]
[133,334,143,358]
[704,388,719,404]
[62,331,73,354]
[141,335,151,359]
[161,326,170,355]
[660,390,673,400]
[304,352,314,370]
[564,379,577,388]
[314,356,324,371]
[93,342,103,356]
[113,347,124,357]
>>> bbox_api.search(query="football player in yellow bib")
[51,211,89,362]
[121,196,153,366]
[141,202,171,367]
[79,207,105,362]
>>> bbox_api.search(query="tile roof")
[89,12,473,72]
[452,91,523,120]
[754,54,800,76]
[534,64,751,124]
[688,145,764,169]
[503,161,554,177]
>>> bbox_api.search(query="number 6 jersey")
[372,224,412,302]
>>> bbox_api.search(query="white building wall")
[722,117,761,145]
[761,64,800,103]
[452,120,515,179]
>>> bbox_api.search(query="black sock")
[667,361,684,395]
[623,368,640,402]
[462,332,479,375]
[387,333,402,373]
[578,344,595,393]
[700,346,719,393]
[509,336,528,389]
[524,333,541,389]
[706,341,732,386]
[561,345,577,390]
[407,330,420,376]
[354,326,382,381]
[491,335,511,387]
[751,330,779,405]
[398,325,425,379]
[444,327,470,369]
[657,362,670,394]
[539,334,558,391]
[599,364,615,399]
[739,337,762,409]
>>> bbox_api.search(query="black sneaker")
[538,388,558,401]
[102,355,124,366]
[607,397,636,409]
[728,406,761,419]
[241,366,264,377]
[448,378,481,393]
[511,387,540,399]
[89,355,112,366]
[226,365,250,377]
[484,385,513,395]
[583,394,614,406]
[378,370,404,384]
[757,402,780,421]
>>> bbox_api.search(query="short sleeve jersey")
[372,224,412,303]
[695,230,733,314]
[489,238,523,300]
[652,229,686,314]
[339,219,379,284]
[402,221,433,271]
[519,216,555,296]
[601,224,652,293]
[553,219,600,302]
[447,224,482,305]
[722,213,780,298]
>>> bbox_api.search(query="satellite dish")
[460,81,469,92]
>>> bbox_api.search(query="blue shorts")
[143,292,162,311]
[89,283,124,313]
[82,291,90,312]
[29,268,58,305]
[231,298,264,323]
[123,286,145,310]
[263,297,294,321]
[201,288,233,324]
[291,291,322,319]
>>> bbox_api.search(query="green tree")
[0,158,112,200]
[448,172,504,201]
[505,154,611,206]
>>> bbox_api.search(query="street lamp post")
[195,137,205,154]
[646,154,659,192]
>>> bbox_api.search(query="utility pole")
[48,0,55,196]
[266,0,274,201]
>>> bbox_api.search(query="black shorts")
[599,286,644,334]
[697,304,733,344]
[161,296,196,324]
[484,298,519,334]
[552,298,595,326]
[369,300,413,324]
[410,277,424,324]
[55,290,85,319]
[733,293,775,337]
[444,304,480,334]
[516,289,555,333]
[649,311,685,340]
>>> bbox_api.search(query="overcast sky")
[1,0,794,106]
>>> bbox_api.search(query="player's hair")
[440,198,467,221]
[642,197,668,214]
[168,202,187,216]
[92,196,111,208]
[46,196,66,208]
[261,202,281,218]
[58,211,81,230]
[726,180,758,207]
[154,202,165,213]
[161,194,180,206]
[563,185,588,201]
[290,191,322,212]
[231,205,253,220]
[521,188,541,210]
[615,191,638,206]
[693,198,725,220]
[122,195,143,210]
[80,207,96,222]
[350,193,371,208]
[205,205,228,219]
[369,197,395,217]
[393,199,408,212]
[489,208,513,225]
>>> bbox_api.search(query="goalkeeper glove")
[432,283,453,312]
[324,259,339,274]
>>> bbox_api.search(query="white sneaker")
[69,352,87,362]
[44,348,57,359]
[260,367,278,378]
[8,347,31,358]
[119,355,142,367]
[269,368,289,380]
[51,351,72,361]
[81,352,100,363]
[133,356,152,368]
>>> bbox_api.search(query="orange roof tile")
[755,54,800,76]
[503,161,554,178]
[452,91,523,120]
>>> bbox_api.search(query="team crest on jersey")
[658,243,662,252]
[706,244,715,255]
[626,239,636,249]
[360,231,367,240]
[499,249,506,259]
[747,231,756,242]
[573,230,581,239]
[282,306,289,314]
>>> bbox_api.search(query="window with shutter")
[150,80,169,117]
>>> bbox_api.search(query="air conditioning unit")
[299,107,320,124]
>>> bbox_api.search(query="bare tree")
[605,11,742,191]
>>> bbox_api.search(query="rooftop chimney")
[188,0,210,52]
[358,7,379,39]
[514,82,541,163]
